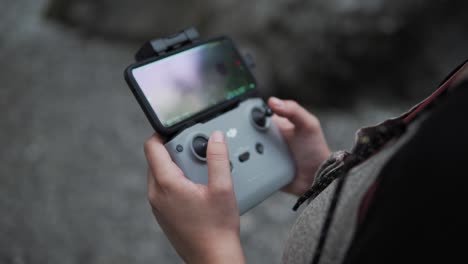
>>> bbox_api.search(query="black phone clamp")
[134,27,256,69]
[135,27,200,62]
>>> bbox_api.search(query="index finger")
[144,134,186,186]
[268,97,320,132]
[271,114,295,140]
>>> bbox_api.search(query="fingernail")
[212,131,224,143]
[270,97,284,109]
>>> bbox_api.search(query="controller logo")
[226,128,238,138]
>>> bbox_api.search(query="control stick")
[252,106,273,128]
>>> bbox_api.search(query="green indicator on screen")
[249,83,256,89]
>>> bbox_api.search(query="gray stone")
[46,0,468,107]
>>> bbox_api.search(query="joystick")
[192,135,208,160]
[251,106,273,129]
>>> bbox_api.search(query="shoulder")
[343,80,468,264]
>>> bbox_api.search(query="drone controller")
[124,28,295,214]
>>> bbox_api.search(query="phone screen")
[132,39,256,127]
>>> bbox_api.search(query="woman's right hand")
[268,97,331,197]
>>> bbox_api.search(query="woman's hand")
[268,97,331,197]
[144,131,245,264]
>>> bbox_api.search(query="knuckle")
[148,198,162,216]
[310,114,321,127]
[207,150,228,162]
[147,189,158,205]
[157,177,173,190]
[286,100,300,111]
[173,167,185,178]
[213,184,233,197]
[156,168,185,190]
[305,114,321,131]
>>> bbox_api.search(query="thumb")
[206,131,233,193]
[268,97,319,131]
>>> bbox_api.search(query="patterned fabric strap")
[292,118,406,211]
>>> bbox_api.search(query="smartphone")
[124,37,259,137]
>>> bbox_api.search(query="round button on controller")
[176,145,184,153]
[192,135,209,160]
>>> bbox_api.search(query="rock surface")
[46,0,468,106]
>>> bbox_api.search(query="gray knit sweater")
[282,118,422,264]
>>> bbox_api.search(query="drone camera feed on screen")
[131,39,257,128]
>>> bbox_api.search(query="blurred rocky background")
[1,0,467,263]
